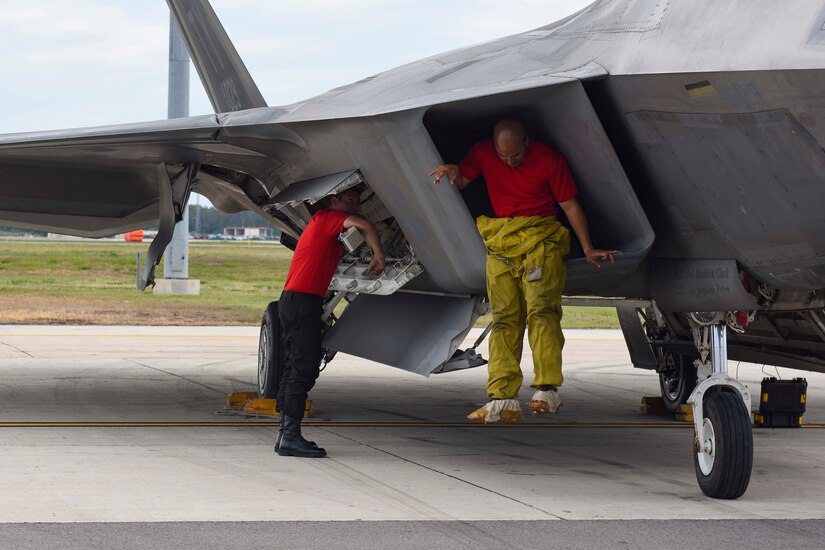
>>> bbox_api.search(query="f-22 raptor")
[2,0,825,499]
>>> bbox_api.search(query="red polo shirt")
[283,209,350,296]
[458,139,577,218]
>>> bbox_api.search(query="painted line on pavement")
[0,334,623,342]
[1,421,821,429]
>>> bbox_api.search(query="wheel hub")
[697,417,716,476]
[659,352,681,399]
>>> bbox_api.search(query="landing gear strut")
[687,319,753,499]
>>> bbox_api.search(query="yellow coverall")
[476,215,570,400]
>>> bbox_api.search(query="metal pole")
[164,15,190,280]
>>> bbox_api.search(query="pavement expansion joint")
[324,428,566,520]
[0,341,34,358]
[125,359,226,396]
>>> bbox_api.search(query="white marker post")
[155,15,200,295]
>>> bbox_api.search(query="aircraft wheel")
[258,301,282,399]
[693,391,753,499]
[658,350,697,413]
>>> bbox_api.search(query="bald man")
[430,119,618,423]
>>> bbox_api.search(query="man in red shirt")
[276,189,385,457]
[430,119,618,422]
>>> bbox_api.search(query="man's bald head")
[493,119,528,167]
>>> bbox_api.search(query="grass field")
[0,240,619,328]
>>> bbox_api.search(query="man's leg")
[524,241,567,413]
[274,298,290,452]
[468,255,526,423]
[280,294,323,419]
[277,291,325,457]
[486,255,526,399]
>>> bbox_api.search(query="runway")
[1,326,824,547]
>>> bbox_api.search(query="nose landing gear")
[693,390,752,499]
[687,319,753,499]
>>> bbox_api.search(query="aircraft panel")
[589,70,825,291]
[627,108,825,289]
[323,292,482,376]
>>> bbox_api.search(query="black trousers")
[277,290,323,419]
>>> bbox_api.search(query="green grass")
[474,307,618,329]
[0,240,290,324]
[559,306,620,329]
[0,240,618,328]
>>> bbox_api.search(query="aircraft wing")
[0,113,296,238]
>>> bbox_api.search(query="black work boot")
[275,414,317,453]
[277,416,326,458]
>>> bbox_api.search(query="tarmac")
[1,326,825,547]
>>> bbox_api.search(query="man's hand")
[558,198,620,269]
[367,253,386,276]
[429,164,465,187]
[343,215,386,276]
[584,248,620,268]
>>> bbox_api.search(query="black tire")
[693,391,753,499]
[258,301,283,399]
[658,350,698,414]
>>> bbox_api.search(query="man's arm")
[429,164,469,189]
[558,198,620,268]
[343,215,386,276]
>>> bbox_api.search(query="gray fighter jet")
[2,0,824,499]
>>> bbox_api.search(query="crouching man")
[276,189,385,457]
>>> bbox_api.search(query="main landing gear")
[657,348,698,414]
[258,301,282,399]
[257,294,343,399]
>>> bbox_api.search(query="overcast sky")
[0,0,592,135]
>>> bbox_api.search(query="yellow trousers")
[484,224,569,400]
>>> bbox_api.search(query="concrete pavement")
[0,326,824,529]
[2,520,825,550]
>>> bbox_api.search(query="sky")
[0,0,593,135]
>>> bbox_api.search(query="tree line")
[1,205,280,238]
[188,205,280,236]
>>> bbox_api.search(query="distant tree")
[1,207,281,239]
[0,227,47,237]
[188,205,281,237]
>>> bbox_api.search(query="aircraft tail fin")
[166,0,267,113]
